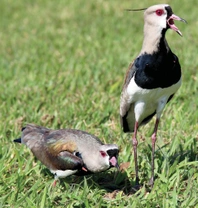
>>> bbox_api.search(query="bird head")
[82,144,119,173]
[98,144,119,170]
[143,4,186,36]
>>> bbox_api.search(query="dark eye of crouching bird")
[120,4,186,188]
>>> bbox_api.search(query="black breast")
[134,51,181,89]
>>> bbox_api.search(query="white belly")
[127,76,181,122]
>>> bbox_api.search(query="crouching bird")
[120,4,186,187]
[14,124,119,185]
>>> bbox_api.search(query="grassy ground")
[0,0,197,207]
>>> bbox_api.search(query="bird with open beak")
[120,4,186,188]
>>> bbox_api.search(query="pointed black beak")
[115,162,119,170]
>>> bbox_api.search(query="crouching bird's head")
[82,144,119,173]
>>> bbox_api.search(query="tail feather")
[13,138,22,143]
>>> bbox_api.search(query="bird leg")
[149,118,160,187]
[132,121,139,186]
[52,180,57,187]
[52,173,59,187]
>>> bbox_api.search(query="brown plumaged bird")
[14,124,119,185]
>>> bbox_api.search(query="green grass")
[0,0,198,207]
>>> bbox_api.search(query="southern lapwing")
[120,4,186,187]
[14,124,119,185]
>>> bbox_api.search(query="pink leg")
[149,118,160,187]
[52,180,57,187]
[132,121,139,185]
[52,174,58,187]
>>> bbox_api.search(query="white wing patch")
[50,169,78,178]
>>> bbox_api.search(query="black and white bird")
[14,124,119,185]
[120,4,186,187]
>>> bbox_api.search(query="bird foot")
[130,183,142,193]
[130,177,142,192]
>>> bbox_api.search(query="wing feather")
[120,61,137,132]
[51,151,83,171]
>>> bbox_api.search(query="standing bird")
[14,124,119,185]
[120,4,186,187]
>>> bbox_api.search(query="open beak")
[167,14,187,36]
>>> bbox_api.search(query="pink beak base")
[109,156,119,169]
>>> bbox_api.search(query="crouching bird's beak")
[109,156,119,170]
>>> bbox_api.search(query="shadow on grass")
[40,166,140,195]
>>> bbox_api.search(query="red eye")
[156,9,164,16]
[100,151,107,157]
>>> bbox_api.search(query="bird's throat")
[141,24,168,54]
